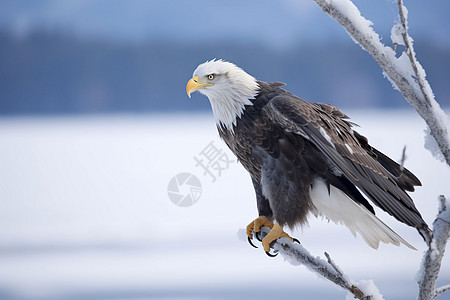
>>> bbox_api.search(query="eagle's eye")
[207,74,215,80]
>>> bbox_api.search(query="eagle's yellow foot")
[246,216,274,240]
[246,216,274,249]
[261,222,293,253]
[246,216,296,256]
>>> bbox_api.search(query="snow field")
[0,111,448,300]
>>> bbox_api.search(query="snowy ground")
[0,111,449,300]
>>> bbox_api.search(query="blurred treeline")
[1,30,449,115]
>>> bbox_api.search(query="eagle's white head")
[186,59,259,131]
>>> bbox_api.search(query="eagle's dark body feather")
[219,81,428,235]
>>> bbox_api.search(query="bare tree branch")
[418,195,450,300]
[393,5,450,299]
[313,0,450,166]
[435,284,450,298]
[324,251,345,278]
[246,197,449,300]
[396,0,432,106]
[311,1,450,299]
[250,227,376,299]
[399,145,407,172]
[239,2,450,299]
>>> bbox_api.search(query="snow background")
[0,110,449,300]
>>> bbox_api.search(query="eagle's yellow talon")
[246,216,295,253]
[262,222,293,252]
[246,215,274,239]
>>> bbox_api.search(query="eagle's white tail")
[310,178,416,250]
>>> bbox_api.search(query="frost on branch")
[313,0,450,166]
[238,227,380,300]
[424,127,446,163]
[311,1,450,299]
[418,196,450,300]
[390,23,405,49]
[345,280,384,300]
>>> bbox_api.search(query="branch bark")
[253,227,376,299]
[396,0,431,107]
[244,197,449,300]
[313,0,450,167]
[418,196,450,300]
[311,1,450,299]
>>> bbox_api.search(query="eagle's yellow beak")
[186,76,213,98]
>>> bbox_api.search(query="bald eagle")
[186,59,430,254]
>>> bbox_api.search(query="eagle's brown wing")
[263,94,426,229]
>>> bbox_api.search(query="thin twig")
[324,252,371,300]
[253,228,370,299]
[397,0,432,107]
[439,194,447,212]
[325,251,344,278]
[400,145,407,172]
[435,284,450,298]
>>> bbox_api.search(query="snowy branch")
[275,242,368,299]
[418,195,450,300]
[275,1,450,299]
[396,0,431,107]
[243,227,380,299]
[241,199,448,300]
[435,284,450,298]
[313,0,450,167]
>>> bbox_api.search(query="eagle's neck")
[207,78,259,133]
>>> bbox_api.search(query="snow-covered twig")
[435,284,450,299]
[324,251,345,278]
[247,227,377,299]
[313,0,450,167]
[305,1,450,299]
[418,196,450,300]
[396,0,431,107]
[399,145,407,172]
[275,242,366,299]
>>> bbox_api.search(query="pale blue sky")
[1,0,449,47]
